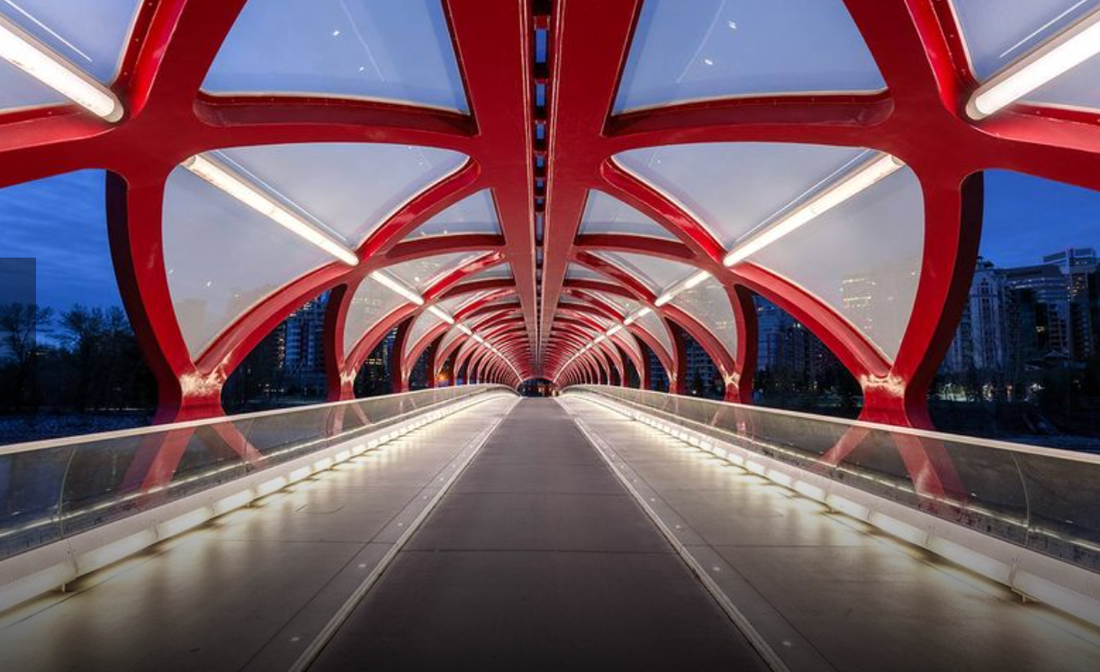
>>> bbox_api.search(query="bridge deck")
[1,396,1098,671]
[311,398,767,671]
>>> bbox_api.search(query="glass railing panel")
[0,446,71,559]
[0,385,510,562]
[568,385,1093,572]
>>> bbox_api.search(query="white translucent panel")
[950,0,1099,79]
[385,251,484,293]
[204,0,469,112]
[405,190,501,239]
[612,330,642,361]
[951,0,1100,110]
[670,276,737,360]
[163,167,331,358]
[343,275,407,355]
[437,325,464,355]
[592,251,695,293]
[2,0,141,81]
[0,0,142,111]
[217,143,467,247]
[615,143,867,248]
[558,295,586,305]
[1023,54,1100,110]
[634,309,673,358]
[463,262,513,283]
[587,291,642,318]
[751,167,923,361]
[565,263,607,281]
[614,0,884,113]
[437,289,489,315]
[405,309,444,357]
[578,190,676,240]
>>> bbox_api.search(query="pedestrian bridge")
[1,386,1098,671]
[2,0,1100,669]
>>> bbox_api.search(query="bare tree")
[0,302,52,408]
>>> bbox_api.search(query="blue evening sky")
[0,169,1096,314]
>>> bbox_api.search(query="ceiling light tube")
[457,324,472,335]
[683,270,711,290]
[370,271,424,305]
[184,154,359,266]
[606,324,623,337]
[427,305,455,324]
[968,8,1100,120]
[723,153,904,267]
[654,293,673,307]
[0,15,122,122]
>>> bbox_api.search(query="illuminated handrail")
[566,385,1100,575]
[0,385,513,562]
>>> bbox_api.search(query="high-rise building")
[944,259,1008,372]
[1003,264,1071,357]
[282,293,328,395]
[1044,248,1099,359]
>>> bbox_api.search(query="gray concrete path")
[311,398,769,672]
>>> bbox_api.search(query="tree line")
[0,302,156,413]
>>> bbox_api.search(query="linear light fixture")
[723,153,904,267]
[427,305,455,324]
[623,307,652,326]
[183,154,359,266]
[656,270,711,307]
[0,14,122,122]
[370,270,424,305]
[968,8,1100,120]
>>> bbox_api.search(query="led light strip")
[0,14,122,121]
[723,153,903,267]
[183,154,359,266]
[655,270,711,306]
[968,7,1100,120]
[370,270,423,305]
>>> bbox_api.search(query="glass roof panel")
[163,166,331,358]
[437,289,489,314]
[586,292,642,317]
[591,251,695,293]
[0,0,142,111]
[951,0,1100,111]
[750,166,923,361]
[670,276,737,360]
[565,263,606,281]
[405,309,444,357]
[405,190,501,239]
[204,0,469,112]
[634,308,673,357]
[462,262,513,284]
[614,0,884,113]
[437,324,464,355]
[385,251,484,293]
[615,142,867,249]
[578,190,677,240]
[343,275,407,355]
[216,143,466,248]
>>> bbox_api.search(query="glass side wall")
[0,385,510,561]
[568,385,1100,574]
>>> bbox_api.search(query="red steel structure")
[2,0,1097,459]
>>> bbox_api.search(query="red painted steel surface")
[6,0,1090,461]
